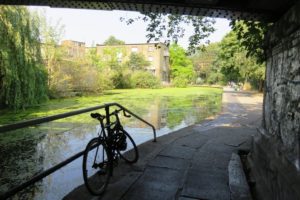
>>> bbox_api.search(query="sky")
[30,6,232,49]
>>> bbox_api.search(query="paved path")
[64,88,263,200]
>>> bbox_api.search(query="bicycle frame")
[92,106,124,175]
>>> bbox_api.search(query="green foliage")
[169,44,195,85]
[86,47,102,69]
[37,10,65,91]
[172,76,189,88]
[0,6,48,109]
[101,46,126,70]
[231,20,272,64]
[214,29,265,89]
[51,52,118,98]
[190,42,219,83]
[103,35,125,45]
[125,53,150,71]
[121,14,215,54]
[130,71,161,89]
[110,70,131,89]
[206,72,225,85]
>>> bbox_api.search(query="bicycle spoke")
[82,138,111,195]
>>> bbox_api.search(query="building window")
[148,46,154,52]
[148,56,153,62]
[163,71,167,81]
[131,47,138,52]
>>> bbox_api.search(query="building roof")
[0,0,298,21]
[61,40,86,45]
[96,42,166,47]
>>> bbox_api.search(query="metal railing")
[0,102,156,199]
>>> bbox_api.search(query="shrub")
[130,71,161,88]
[206,72,225,85]
[97,73,114,91]
[172,76,189,88]
[110,70,132,89]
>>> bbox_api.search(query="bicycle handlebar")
[91,108,131,121]
[108,109,131,118]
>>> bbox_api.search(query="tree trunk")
[258,80,264,92]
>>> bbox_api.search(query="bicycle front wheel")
[117,130,139,163]
[82,138,112,195]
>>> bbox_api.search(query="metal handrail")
[0,103,156,199]
[114,103,156,142]
[0,103,112,133]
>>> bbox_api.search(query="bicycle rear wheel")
[117,130,139,163]
[82,138,112,195]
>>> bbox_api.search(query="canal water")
[0,94,222,199]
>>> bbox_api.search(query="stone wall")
[249,1,300,200]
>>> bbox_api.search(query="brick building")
[61,40,170,83]
[61,40,86,58]
[96,43,170,83]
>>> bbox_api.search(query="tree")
[215,30,265,90]
[125,53,150,71]
[101,46,126,71]
[190,42,219,82]
[36,10,65,89]
[231,20,272,64]
[215,31,242,82]
[0,6,48,109]
[121,14,215,54]
[169,44,195,87]
[103,35,125,45]
[86,47,102,69]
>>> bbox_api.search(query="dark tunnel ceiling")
[0,0,298,21]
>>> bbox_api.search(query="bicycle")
[82,106,139,195]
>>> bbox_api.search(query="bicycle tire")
[117,130,139,163]
[82,138,112,195]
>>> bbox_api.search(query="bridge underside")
[0,0,297,21]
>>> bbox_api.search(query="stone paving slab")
[191,150,232,170]
[181,168,230,200]
[159,145,196,160]
[121,167,184,200]
[147,155,190,170]
[100,171,143,200]
[172,134,209,149]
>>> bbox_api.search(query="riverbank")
[64,88,263,200]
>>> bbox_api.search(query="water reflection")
[0,94,221,199]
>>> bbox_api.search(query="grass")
[0,87,223,125]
